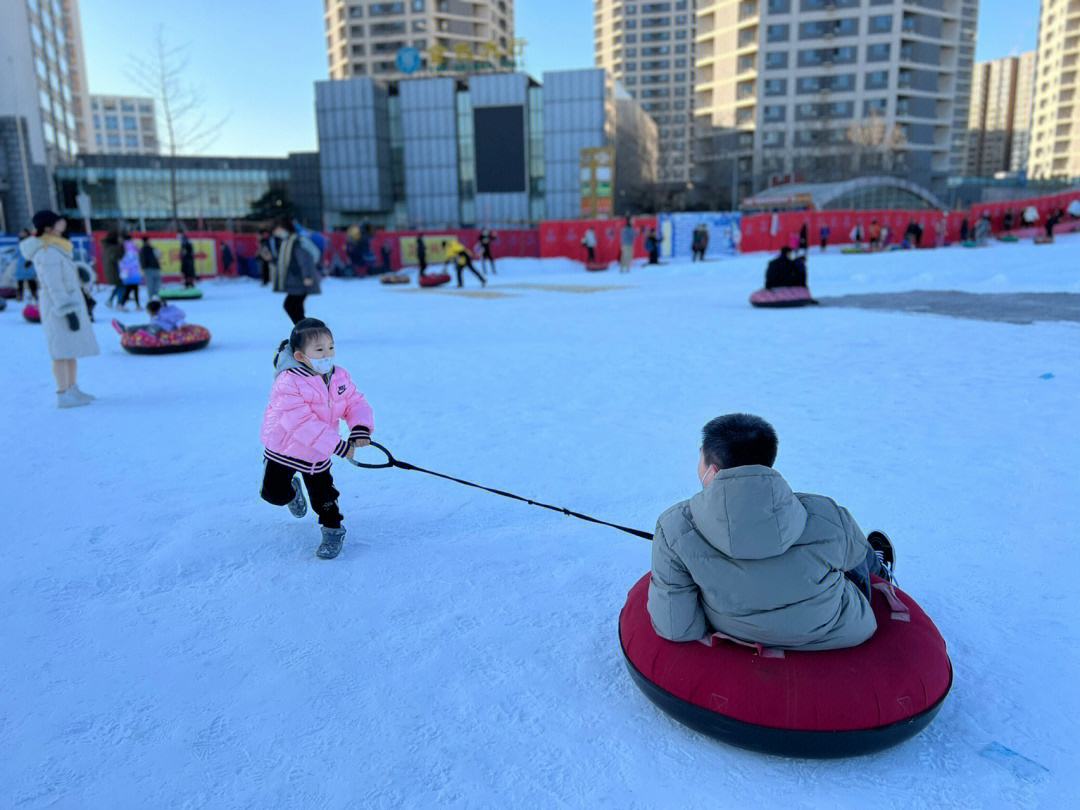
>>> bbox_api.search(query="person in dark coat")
[798,222,809,256]
[179,233,197,288]
[959,218,971,243]
[1046,208,1063,238]
[271,217,321,324]
[221,242,235,276]
[645,228,660,264]
[258,229,278,286]
[818,225,830,252]
[765,246,802,289]
[691,223,709,261]
[478,228,497,275]
[416,234,427,277]
[102,230,125,309]
[1003,210,1015,231]
[379,241,392,274]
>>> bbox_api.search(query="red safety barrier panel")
[739,210,968,254]
[539,217,657,265]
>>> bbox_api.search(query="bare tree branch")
[125,26,230,228]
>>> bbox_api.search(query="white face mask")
[306,356,334,374]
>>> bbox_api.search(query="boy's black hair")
[147,299,162,314]
[702,414,779,470]
[288,317,333,353]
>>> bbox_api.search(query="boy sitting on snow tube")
[113,299,186,336]
[751,247,816,307]
[111,300,209,353]
[649,414,891,650]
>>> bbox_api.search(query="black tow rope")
[348,442,654,541]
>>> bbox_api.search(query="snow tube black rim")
[751,299,819,309]
[620,631,951,759]
[122,338,210,355]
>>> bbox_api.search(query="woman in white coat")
[20,210,100,408]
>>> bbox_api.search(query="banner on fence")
[658,212,742,260]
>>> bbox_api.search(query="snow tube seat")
[159,286,203,300]
[121,324,211,355]
[23,303,40,322]
[585,261,610,272]
[419,272,451,288]
[620,574,952,758]
[749,287,818,308]
[380,273,410,285]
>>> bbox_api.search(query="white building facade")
[89,95,160,155]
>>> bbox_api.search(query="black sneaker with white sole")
[867,530,896,582]
[287,476,308,518]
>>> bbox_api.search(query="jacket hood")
[688,465,808,560]
[18,236,43,260]
[273,344,305,376]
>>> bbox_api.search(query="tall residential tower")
[964,52,1035,177]
[595,0,696,188]
[323,0,515,80]
[694,0,979,202]
[1028,0,1080,179]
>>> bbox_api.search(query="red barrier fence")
[739,210,970,253]
[970,190,1080,232]
[539,217,657,264]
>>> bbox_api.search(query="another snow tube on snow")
[841,247,868,255]
[585,261,609,272]
[749,287,817,308]
[0,287,15,300]
[998,235,1019,243]
[619,574,952,758]
[160,286,203,300]
[120,324,211,355]
[961,241,979,248]
[23,303,40,322]
[380,273,410,285]
[419,272,451,288]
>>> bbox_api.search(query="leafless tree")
[127,27,228,228]
[846,112,907,175]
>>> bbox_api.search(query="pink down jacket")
[261,361,375,468]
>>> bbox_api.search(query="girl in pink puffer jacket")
[260,318,375,559]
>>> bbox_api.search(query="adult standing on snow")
[478,228,497,275]
[415,234,428,277]
[140,237,162,300]
[272,217,321,324]
[581,227,597,263]
[179,232,197,288]
[619,218,635,273]
[798,222,809,256]
[20,210,99,408]
[14,228,38,301]
[102,230,125,309]
[818,224,830,253]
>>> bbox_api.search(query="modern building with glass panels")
[594,0,697,189]
[0,0,91,227]
[694,0,980,202]
[54,153,323,231]
[89,95,160,155]
[316,68,658,228]
[324,0,515,80]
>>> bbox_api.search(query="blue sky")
[81,0,1041,157]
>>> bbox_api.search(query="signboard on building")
[579,147,615,218]
[396,47,421,75]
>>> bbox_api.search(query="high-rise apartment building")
[324,0,514,81]
[1028,0,1080,179]
[0,0,90,225]
[694,0,979,202]
[89,95,160,155]
[964,52,1035,177]
[594,0,696,187]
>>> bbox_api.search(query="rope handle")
[345,441,653,541]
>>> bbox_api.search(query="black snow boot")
[287,476,308,518]
[316,526,346,559]
[867,530,896,582]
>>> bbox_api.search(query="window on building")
[107,133,121,147]
[765,78,787,95]
[866,70,889,89]
[767,0,790,12]
[765,51,788,70]
[412,0,425,9]
[869,15,892,34]
[105,115,119,130]
[121,100,135,112]
[125,134,139,147]
[763,105,786,122]
[123,116,137,130]
[867,43,891,62]
[767,24,789,42]
[864,98,888,115]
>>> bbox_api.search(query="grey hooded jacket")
[648,465,876,651]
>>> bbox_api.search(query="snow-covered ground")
[3,237,1078,808]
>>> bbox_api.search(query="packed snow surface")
[3,238,1078,808]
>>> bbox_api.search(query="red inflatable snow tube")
[419,272,452,288]
[585,261,609,272]
[23,303,41,323]
[620,574,952,758]
[121,324,211,355]
[749,287,818,308]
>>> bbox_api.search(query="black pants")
[17,279,38,300]
[120,284,141,307]
[585,245,595,262]
[260,260,270,285]
[418,256,427,276]
[261,459,343,529]
[284,294,307,324]
[481,248,496,274]
[455,258,485,287]
[182,271,196,288]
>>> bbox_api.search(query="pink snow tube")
[749,287,818,308]
[23,303,41,323]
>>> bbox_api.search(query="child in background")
[260,318,375,559]
[111,299,186,335]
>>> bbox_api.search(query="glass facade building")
[54,153,323,231]
[316,68,657,228]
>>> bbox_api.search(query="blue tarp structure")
[658,212,742,260]
[0,235,94,285]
